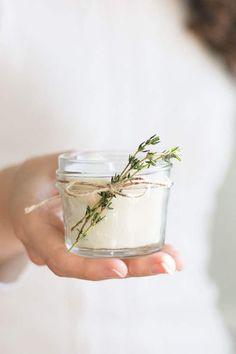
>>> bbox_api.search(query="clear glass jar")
[56,151,173,258]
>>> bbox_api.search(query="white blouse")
[0,0,235,353]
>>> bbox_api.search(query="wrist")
[0,164,26,264]
[0,165,19,222]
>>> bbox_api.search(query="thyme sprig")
[68,134,180,252]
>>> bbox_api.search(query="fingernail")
[160,255,176,275]
[105,268,127,279]
[111,268,126,278]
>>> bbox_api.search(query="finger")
[31,224,128,280]
[161,244,184,271]
[27,248,46,266]
[47,246,128,280]
[124,247,182,278]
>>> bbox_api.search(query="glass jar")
[56,151,173,258]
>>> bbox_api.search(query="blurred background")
[0,0,236,353]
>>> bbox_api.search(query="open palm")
[10,153,183,281]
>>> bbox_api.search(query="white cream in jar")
[56,151,172,258]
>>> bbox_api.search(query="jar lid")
[57,151,172,178]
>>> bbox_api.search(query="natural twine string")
[24,177,171,214]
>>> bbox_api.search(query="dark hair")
[186,0,236,73]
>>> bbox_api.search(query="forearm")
[0,165,25,264]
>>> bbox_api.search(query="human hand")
[10,153,183,281]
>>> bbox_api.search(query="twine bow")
[24,177,171,214]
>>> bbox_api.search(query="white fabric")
[0,0,235,353]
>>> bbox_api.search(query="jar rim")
[57,150,172,177]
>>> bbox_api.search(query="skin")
[0,153,183,281]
